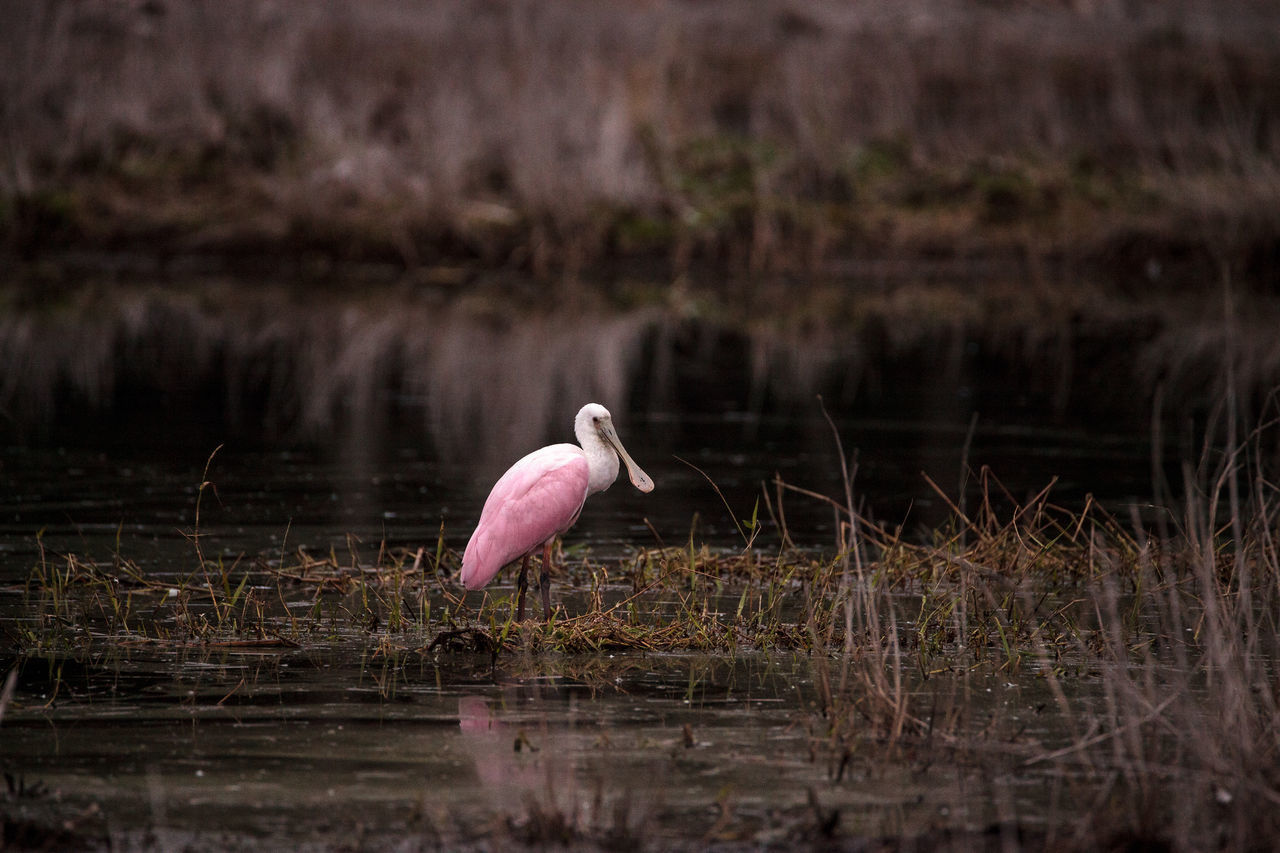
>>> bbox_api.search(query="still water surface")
[1,405,1160,848]
[4,635,1087,848]
[0,407,1159,584]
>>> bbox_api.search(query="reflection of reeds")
[0,286,663,464]
[5,282,1280,460]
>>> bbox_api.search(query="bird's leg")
[539,540,554,622]
[515,555,530,622]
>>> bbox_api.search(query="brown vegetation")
[2,0,1278,285]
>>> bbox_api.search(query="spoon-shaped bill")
[600,422,654,493]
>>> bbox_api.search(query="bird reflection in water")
[455,692,648,843]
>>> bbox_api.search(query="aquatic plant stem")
[818,396,861,667]
[675,455,761,551]
[185,444,224,623]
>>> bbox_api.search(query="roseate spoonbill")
[461,403,654,621]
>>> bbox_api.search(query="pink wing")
[460,444,590,590]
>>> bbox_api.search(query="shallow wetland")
[3,0,1280,848]
[3,398,1279,850]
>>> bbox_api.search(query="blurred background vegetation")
[5,0,1278,273]
[1,0,1279,445]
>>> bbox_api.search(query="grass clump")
[9,453,1265,674]
[804,402,1280,852]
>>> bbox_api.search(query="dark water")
[0,337,1173,848]
[0,406,1161,589]
[2,631,1093,850]
[0,280,1181,590]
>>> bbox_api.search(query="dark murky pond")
[4,641,1088,850]
[2,414,1162,848]
[0,405,1161,582]
[0,355,1177,848]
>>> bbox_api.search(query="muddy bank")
[3,0,1279,283]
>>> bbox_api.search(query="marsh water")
[1,402,1162,578]
[5,638,1096,850]
[0,297,1177,845]
[0,391,1171,849]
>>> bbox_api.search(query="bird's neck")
[579,432,620,496]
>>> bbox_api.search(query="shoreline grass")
[4,1,1278,285]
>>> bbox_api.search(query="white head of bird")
[575,402,655,495]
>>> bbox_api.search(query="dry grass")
[799,398,1280,851]
[2,0,1278,278]
[3,1,1279,457]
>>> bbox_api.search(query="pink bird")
[461,403,654,621]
